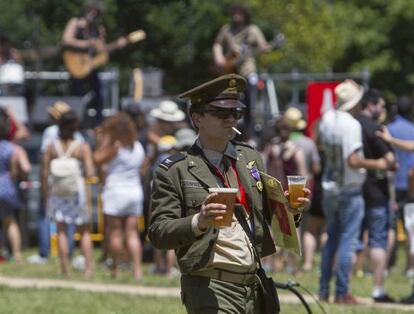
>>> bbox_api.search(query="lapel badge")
[247,160,256,170]
[256,181,263,192]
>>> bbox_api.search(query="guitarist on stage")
[212,5,272,132]
[62,1,127,127]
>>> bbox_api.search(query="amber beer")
[287,176,307,209]
[208,188,238,227]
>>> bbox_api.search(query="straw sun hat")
[335,79,364,112]
[47,101,72,120]
[150,100,185,122]
[283,107,307,131]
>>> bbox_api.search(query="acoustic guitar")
[209,33,286,76]
[63,29,146,79]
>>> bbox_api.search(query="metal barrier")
[255,69,371,123]
[24,70,120,114]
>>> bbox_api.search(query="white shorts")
[102,185,143,217]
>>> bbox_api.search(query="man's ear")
[191,112,201,130]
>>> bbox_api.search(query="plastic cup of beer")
[287,176,307,209]
[208,187,238,227]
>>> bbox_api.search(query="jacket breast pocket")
[250,182,264,210]
[183,188,207,216]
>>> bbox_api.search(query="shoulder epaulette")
[159,153,186,170]
[232,140,254,150]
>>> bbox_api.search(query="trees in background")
[0,0,413,101]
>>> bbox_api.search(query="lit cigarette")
[232,127,242,135]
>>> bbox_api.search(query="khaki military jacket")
[149,141,276,274]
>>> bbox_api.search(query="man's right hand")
[197,193,227,230]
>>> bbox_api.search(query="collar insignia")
[247,160,256,170]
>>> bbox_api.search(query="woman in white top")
[94,112,145,280]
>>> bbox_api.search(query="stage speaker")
[31,96,89,128]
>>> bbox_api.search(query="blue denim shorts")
[366,205,389,249]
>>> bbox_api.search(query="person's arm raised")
[376,126,414,152]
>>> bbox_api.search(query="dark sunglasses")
[204,108,245,120]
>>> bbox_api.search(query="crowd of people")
[2,1,414,312]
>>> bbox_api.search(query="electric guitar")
[63,29,146,79]
[209,33,286,76]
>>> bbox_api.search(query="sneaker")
[71,255,86,271]
[27,254,48,265]
[167,266,180,278]
[318,295,329,303]
[405,269,414,279]
[334,293,359,305]
[400,293,414,304]
[373,294,396,303]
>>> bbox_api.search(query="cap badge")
[228,79,237,92]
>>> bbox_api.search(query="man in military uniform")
[149,74,310,313]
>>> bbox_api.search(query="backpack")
[50,140,82,197]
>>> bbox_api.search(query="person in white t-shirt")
[318,80,389,304]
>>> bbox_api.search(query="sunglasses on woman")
[203,107,246,120]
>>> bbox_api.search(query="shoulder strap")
[53,140,65,157]
[232,140,254,150]
[64,140,80,158]
[159,153,186,171]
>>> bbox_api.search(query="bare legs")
[302,215,327,271]
[125,216,143,280]
[78,225,93,278]
[57,222,93,278]
[57,222,70,276]
[370,248,387,290]
[107,215,143,281]
[4,217,22,263]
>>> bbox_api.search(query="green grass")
[0,248,181,287]
[0,286,183,314]
[0,247,413,313]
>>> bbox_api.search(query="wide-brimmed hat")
[283,107,307,131]
[335,80,364,112]
[174,128,197,150]
[47,101,72,120]
[150,100,185,122]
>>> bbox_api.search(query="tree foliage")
[0,0,413,99]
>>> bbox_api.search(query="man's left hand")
[285,187,311,215]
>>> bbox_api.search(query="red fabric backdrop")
[305,81,339,137]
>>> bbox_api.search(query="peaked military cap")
[179,74,247,109]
